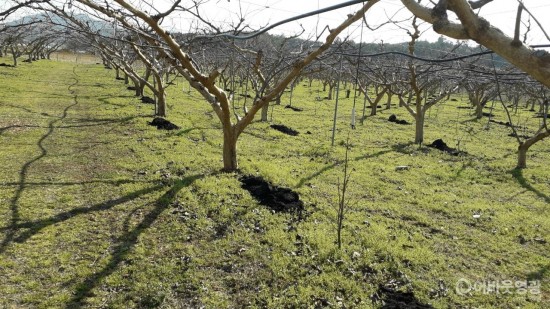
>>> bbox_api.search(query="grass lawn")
[0,58,548,308]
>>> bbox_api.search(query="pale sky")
[2,0,549,46]
[160,0,550,45]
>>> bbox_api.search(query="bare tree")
[401,0,550,88]
[463,78,496,119]
[58,0,381,171]
[393,17,460,144]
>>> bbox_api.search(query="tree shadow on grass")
[98,96,127,108]
[1,82,80,254]
[56,115,137,129]
[0,116,137,136]
[0,179,149,188]
[510,168,550,203]
[460,117,481,124]
[295,149,393,188]
[0,184,165,247]
[527,264,549,281]
[0,124,41,136]
[391,142,417,154]
[65,174,203,308]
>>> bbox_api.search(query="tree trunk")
[415,112,425,144]
[10,47,17,67]
[360,95,368,125]
[517,143,528,169]
[261,101,269,121]
[156,89,167,117]
[222,129,238,172]
[386,92,393,109]
[516,130,550,168]
[140,68,151,96]
[370,103,377,116]
[275,94,282,105]
[475,103,483,119]
[124,73,129,84]
[328,85,334,100]
[133,79,142,97]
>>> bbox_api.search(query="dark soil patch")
[148,117,180,130]
[450,98,458,101]
[285,105,303,112]
[239,93,253,98]
[427,139,464,156]
[368,105,382,109]
[127,86,137,91]
[373,284,434,309]
[115,77,125,80]
[0,63,12,67]
[533,114,548,118]
[240,175,303,214]
[388,114,410,125]
[482,112,494,117]
[456,106,473,109]
[141,96,155,104]
[271,124,299,136]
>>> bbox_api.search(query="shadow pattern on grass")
[0,184,165,244]
[295,149,393,188]
[1,74,80,254]
[527,264,549,281]
[65,174,203,308]
[0,124,41,136]
[510,168,550,203]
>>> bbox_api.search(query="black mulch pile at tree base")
[127,86,137,91]
[115,77,125,80]
[240,175,304,214]
[141,96,155,104]
[148,117,180,130]
[427,139,465,156]
[388,114,410,125]
[372,284,434,309]
[271,124,299,136]
[285,105,303,112]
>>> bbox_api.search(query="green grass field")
[0,58,548,308]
